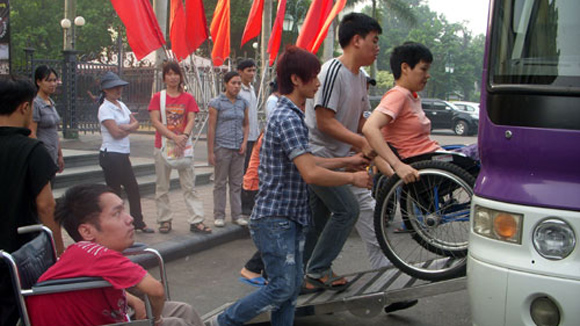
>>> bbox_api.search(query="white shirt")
[239,83,259,141]
[98,99,131,154]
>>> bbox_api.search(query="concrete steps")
[54,149,213,198]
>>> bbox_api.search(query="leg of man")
[244,250,265,276]
[302,191,330,267]
[154,148,174,224]
[161,301,204,326]
[306,185,359,279]
[213,147,232,222]
[228,151,244,222]
[178,165,205,225]
[348,185,392,269]
[217,217,304,326]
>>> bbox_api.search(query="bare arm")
[101,120,131,139]
[134,273,165,324]
[36,183,64,255]
[126,292,146,320]
[316,107,375,158]
[311,153,369,171]
[57,141,64,173]
[207,107,218,166]
[29,121,38,138]
[362,111,419,183]
[293,153,371,188]
[239,107,249,155]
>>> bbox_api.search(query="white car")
[452,101,480,114]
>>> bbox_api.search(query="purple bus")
[468,0,580,325]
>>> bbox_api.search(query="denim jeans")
[218,217,305,326]
[304,184,359,279]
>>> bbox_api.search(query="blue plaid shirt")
[251,96,312,226]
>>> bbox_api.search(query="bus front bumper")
[468,255,580,326]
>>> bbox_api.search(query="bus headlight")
[473,206,522,244]
[532,218,576,260]
[530,296,560,326]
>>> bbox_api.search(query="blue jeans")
[305,184,359,279]
[218,217,305,326]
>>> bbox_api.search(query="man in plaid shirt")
[210,47,372,326]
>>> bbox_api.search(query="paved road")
[152,133,475,326]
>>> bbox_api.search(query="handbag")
[159,90,194,169]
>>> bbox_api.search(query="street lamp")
[60,15,85,50]
[445,55,454,100]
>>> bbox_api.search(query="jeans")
[218,217,305,326]
[305,184,359,278]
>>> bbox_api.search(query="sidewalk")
[59,132,248,263]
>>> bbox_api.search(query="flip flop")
[238,276,267,288]
[305,275,349,292]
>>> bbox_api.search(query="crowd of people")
[0,11,466,326]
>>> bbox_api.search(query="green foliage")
[10,0,119,64]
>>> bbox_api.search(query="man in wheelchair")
[26,184,203,326]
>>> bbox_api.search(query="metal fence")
[8,49,228,141]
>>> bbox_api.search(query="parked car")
[452,101,480,114]
[421,99,479,136]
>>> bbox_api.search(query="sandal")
[159,221,172,234]
[190,222,212,234]
[304,274,349,292]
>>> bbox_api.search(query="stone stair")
[53,149,213,198]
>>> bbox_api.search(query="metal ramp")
[202,264,467,325]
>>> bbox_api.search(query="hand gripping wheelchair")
[372,146,479,281]
[0,225,170,326]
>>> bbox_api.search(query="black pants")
[99,151,146,228]
[244,250,266,278]
[0,262,18,326]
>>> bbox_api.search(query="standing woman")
[149,61,209,234]
[208,72,249,227]
[31,65,64,177]
[98,71,154,233]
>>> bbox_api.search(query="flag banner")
[210,0,230,66]
[186,0,209,52]
[241,0,264,47]
[170,0,189,60]
[267,0,287,66]
[110,0,165,61]
[296,0,332,52]
[310,0,346,53]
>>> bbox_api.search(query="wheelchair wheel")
[374,160,475,281]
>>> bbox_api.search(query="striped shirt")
[251,96,312,226]
[305,58,370,158]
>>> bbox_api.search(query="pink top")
[376,86,441,159]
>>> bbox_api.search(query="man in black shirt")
[0,78,64,326]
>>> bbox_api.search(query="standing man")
[302,13,418,312]
[237,59,260,216]
[0,78,65,326]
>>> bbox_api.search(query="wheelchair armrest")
[28,277,112,296]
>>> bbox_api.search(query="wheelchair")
[0,225,169,326]
[372,146,479,281]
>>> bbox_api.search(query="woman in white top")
[265,79,280,120]
[98,71,153,233]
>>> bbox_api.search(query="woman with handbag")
[148,61,210,234]
[97,71,154,233]
[207,71,249,228]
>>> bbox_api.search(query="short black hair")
[55,184,113,242]
[34,65,58,90]
[269,79,278,94]
[338,13,382,49]
[390,42,433,80]
[276,45,321,95]
[0,77,36,116]
[223,71,240,84]
[237,59,256,71]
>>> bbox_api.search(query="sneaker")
[384,299,419,313]
[233,217,248,226]
[214,219,225,227]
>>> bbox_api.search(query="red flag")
[210,0,231,66]
[296,0,332,53]
[186,0,209,52]
[267,0,287,66]
[110,0,165,61]
[170,0,189,61]
[310,0,347,53]
[241,0,264,47]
